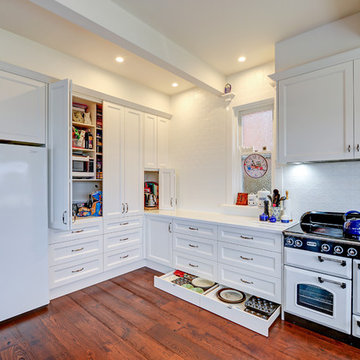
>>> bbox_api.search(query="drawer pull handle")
[240,235,253,240]
[318,256,346,267]
[120,222,129,226]
[71,247,84,252]
[189,227,198,231]
[189,263,199,268]
[240,278,254,285]
[120,254,129,259]
[240,256,253,261]
[188,244,199,248]
[71,229,84,234]
[119,238,129,242]
[72,267,84,273]
[318,276,346,289]
[227,305,232,309]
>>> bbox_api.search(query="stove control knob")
[347,248,358,257]
[286,237,294,246]
[321,244,330,252]
[334,246,343,255]
[294,239,303,247]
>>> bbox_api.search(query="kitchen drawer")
[104,216,143,234]
[353,315,360,338]
[49,221,103,244]
[218,263,281,303]
[49,235,102,266]
[218,225,281,253]
[285,248,352,279]
[173,233,217,261]
[173,220,217,240]
[200,286,280,337]
[104,246,143,271]
[218,242,281,278]
[173,251,217,281]
[49,255,103,289]
[104,228,142,253]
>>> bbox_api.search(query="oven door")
[284,265,351,334]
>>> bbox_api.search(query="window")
[236,99,274,195]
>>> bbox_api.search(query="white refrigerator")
[0,143,49,321]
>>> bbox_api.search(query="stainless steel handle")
[189,227,198,231]
[119,238,129,242]
[318,256,346,267]
[240,278,254,284]
[170,198,173,207]
[318,276,346,289]
[62,211,67,225]
[71,247,84,252]
[121,203,125,214]
[72,267,84,273]
[240,235,253,240]
[188,244,199,248]
[347,144,352,152]
[175,198,178,206]
[120,254,129,259]
[240,256,253,261]
[168,223,172,233]
[188,263,199,268]
[357,144,360,152]
[120,222,129,226]
[71,229,84,234]
[126,203,129,213]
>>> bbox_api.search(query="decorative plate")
[216,288,246,304]
[191,278,215,290]
[243,153,268,179]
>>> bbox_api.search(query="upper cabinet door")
[158,117,169,168]
[278,62,354,163]
[354,60,360,159]
[143,113,158,168]
[48,79,72,230]
[0,70,46,144]
[123,108,143,216]
[159,168,176,210]
[103,101,124,219]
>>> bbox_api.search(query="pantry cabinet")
[143,114,169,169]
[354,59,360,159]
[159,168,176,210]
[278,61,354,163]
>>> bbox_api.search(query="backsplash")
[283,161,360,220]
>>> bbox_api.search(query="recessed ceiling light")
[172,82,179,87]
[115,56,124,63]
[238,56,246,62]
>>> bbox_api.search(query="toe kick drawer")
[218,263,281,303]
[173,251,217,281]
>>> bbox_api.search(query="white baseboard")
[144,260,173,273]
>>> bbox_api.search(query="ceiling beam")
[30,0,225,95]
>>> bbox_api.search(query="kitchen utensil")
[343,210,360,239]
[216,288,246,304]
[191,278,215,290]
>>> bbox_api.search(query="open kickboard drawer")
[154,271,280,337]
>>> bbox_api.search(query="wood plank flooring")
[1,267,360,360]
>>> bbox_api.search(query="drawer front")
[173,220,217,240]
[173,251,217,281]
[285,248,352,279]
[218,263,281,303]
[218,242,281,278]
[353,315,360,338]
[104,246,143,271]
[49,255,103,289]
[104,228,142,253]
[49,221,103,244]
[49,235,103,266]
[218,225,281,252]
[173,233,217,261]
[104,216,143,234]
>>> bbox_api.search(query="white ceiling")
[1,0,360,95]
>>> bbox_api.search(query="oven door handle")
[318,255,346,267]
[318,276,346,289]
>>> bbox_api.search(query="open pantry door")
[48,79,72,230]
[159,168,176,210]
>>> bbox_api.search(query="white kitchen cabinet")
[278,61,354,163]
[103,102,143,219]
[143,114,169,169]
[146,216,172,266]
[159,168,176,210]
[0,70,46,144]
[354,59,360,159]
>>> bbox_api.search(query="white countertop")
[145,209,294,233]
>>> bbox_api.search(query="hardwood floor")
[1,267,360,360]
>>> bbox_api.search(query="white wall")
[0,28,170,113]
